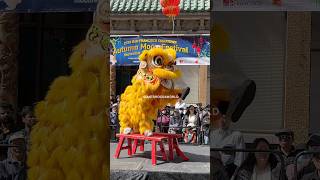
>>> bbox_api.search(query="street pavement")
[110,142,210,180]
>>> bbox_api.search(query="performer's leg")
[119,116,133,134]
[184,129,189,143]
[191,131,197,144]
[139,119,154,136]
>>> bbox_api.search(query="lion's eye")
[153,56,163,66]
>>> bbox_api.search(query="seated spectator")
[180,107,187,120]
[183,105,198,144]
[301,153,320,180]
[298,133,320,179]
[156,108,170,133]
[168,109,183,134]
[0,103,15,142]
[110,95,115,105]
[275,129,300,180]
[20,106,36,153]
[110,103,119,140]
[234,138,283,180]
[0,102,16,160]
[0,131,26,180]
[275,129,299,162]
[211,101,246,178]
[200,105,210,145]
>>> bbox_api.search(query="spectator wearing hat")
[275,129,300,160]
[275,129,300,180]
[298,133,320,179]
[0,131,27,180]
[210,100,246,178]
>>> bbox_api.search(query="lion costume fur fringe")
[27,40,109,180]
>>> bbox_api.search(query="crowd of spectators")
[0,102,36,180]
[211,100,320,180]
[109,95,210,145]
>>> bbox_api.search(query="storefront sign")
[110,35,210,66]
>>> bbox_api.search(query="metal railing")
[109,124,210,145]
[0,144,21,147]
[157,124,209,145]
[210,148,287,180]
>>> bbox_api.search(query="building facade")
[110,0,210,105]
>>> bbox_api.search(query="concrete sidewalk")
[110,142,210,180]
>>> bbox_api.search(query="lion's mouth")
[161,79,174,89]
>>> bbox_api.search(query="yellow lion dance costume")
[27,1,109,179]
[119,47,182,136]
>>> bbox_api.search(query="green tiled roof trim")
[111,0,210,13]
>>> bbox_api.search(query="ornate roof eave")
[110,12,210,20]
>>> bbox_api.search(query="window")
[214,12,286,132]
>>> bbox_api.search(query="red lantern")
[160,0,180,8]
[160,0,169,7]
[162,6,180,17]
[160,0,181,33]
[160,0,180,18]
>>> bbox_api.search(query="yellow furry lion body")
[27,40,108,180]
[119,47,182,135]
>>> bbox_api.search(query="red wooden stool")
[114,133,189,165]
[153,133,189,161]
[114,134,168,165]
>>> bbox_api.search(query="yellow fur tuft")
[139,50,149,62]
[153,68,181,80]
[28,40,109,179]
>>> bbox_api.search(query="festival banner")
[110,36,210,66]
